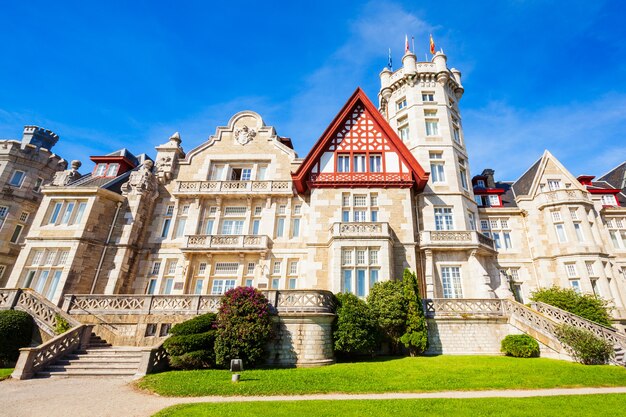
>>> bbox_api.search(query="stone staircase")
[36,333,143,378]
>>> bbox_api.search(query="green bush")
[54,314,72,335]
[333,292,378,358]
[0,310,34,365]
[168,350,215,370]
[214,287,273,368]
[367,280,407,354]
[501,334,540,358]
[163,313,218,370]
[399,269,428,356]
[555,324,614,365]
[169,313,216,336]
[530,287,613,327]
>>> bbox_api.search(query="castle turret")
[21,125,59,150]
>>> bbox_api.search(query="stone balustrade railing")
[174,180,293,195]
[183,234,270,252]
[12,325,93,380]
[419,231,495,250]
[330,222,391,239]
[423,298,505,318]
[0,288,81,336]
[64,290,336,316]
[537,189,591,209]
[532,302,626,350]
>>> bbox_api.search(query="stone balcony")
[182,234,270,253]
[419,230,495,251]
[537,189,591,209]
[173,180,294,196]
[330,222,392,240]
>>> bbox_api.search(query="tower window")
[397,98,407,110]
[422,92,435,102]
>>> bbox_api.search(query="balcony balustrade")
[537,189,591,209]
[419,230,495,251]
[173,180,293,196]
[330,222,391,239]
[183,234,270,252]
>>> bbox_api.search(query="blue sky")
[1,0,625,180]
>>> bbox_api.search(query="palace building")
[4,50,626,324]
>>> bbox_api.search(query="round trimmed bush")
[168,349,215,370]
[501,334,540,358]
[163,313,218,370]
[0,310,34,365]
[214,287,273,368]
[169,313,216,336]
[163,330,217,357]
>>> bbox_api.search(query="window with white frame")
[552,211,567,243]
[601,194,618,206]
[565,263,578,278]
[585,261,596,277]
[397,97,407,110]
[452,119,461,144]
[47,199,88,226]
[569,208,579,221]
[0,205,8,230]
[429,152,445,183]
[467,212,476,231]
[222,206,246,235]
[246,262,256,275]
[161,204,174,238]
[200,205,216,235]
[0,265,5,280]
[342,192,378,222]
[9,170,25,187]
[458,158,469,190]
[441,266,463,298]
[547,180,562,191]
[369,154,382,172]
[174,204,189,238]
[22,248,69,299]
[19,211,29,222]
[490,218,512,250]
[337,154,350,172]
[211,279,236,295]
[422,92,434,102]
[434,207,454,231]
[33,177,44,192]
[424,110,439,136]
[214,262,239,275]
[10,224,24,244]
[608,217,626,249]
[272,260,281,275]
[150,261,161,276]
[341,247,380,297]
[397,118,409,141]
[353,154,366,172]
[573,222,585,242]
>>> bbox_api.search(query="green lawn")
[153,395,626,417]
[137,356,626,397]
[0,369,13,381]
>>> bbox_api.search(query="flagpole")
[412,36,415,53]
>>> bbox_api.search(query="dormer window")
[602,194,618,206]
[94,164,107,176]
[548,180,562,191]
[337,155,350,172]
[105,163,119,177]
[477,180,485,188]
[230,167,252,181]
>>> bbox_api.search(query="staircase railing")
[136,340,169,377]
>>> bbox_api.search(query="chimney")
[481,169,496,188]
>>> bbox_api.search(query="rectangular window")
[585,261,595,276]
[0,265,5,280]
[353,154,366,172]
[453,126,461,144]
[33,177,44,192]
[353,195,367,206]
[19,211,29,222]
[429,152,445,183]
[9,170,25,187]
[198,262,207,275]
[488,195,500,206]
[10,224,23,243]
[570,279,581,293]
[174,218,187,238]
[342,210,350,222]
[548,180,562,191]
[276,218,285,237]
[551,211,562,222]
[354,210,366,222]
[356,250,366,265]
[254,206,263,216]
[369,269,379,288]
[422,92,434,102]
[224,206,247,216]
[222,220,244,235]
[293,205,302,215]
[441,266,463,298]
[194,279,204,295]
[425,111,439,136]
[205,219,215,234]
[147,279,157,294]
[565,263,578,278]
[371,210,378,222]
[503,232,512,249]
[480,220,490,230]
[493,232,501,249]
[574,223,584,242]
[369,249,378,265]
[94,164,107,176]
[163,278,174,295]
[477,179,486,188]
[252,219,260,235]
[151,261,161,275]
[289,261,298,275]
[272,260,281,275]
[49,202,63,224]
[434,207,454,231]
[342,269,353,293]
[292,218,300,237]
[73,202,87,224]
[398,124,409,141]
[555,224,567,243]
[337,155,350,172]
[46,271,62,299]
[167,260,177,275]
[105,163,119,177]
[369,155,382,172]
[342,249,353,265]
[397,98,407,110]
[247,262,256,275]
[601,194,617,206]
[166,205,175,216]
[161,219,171,238]
[245,279,253,287]
[241,168,252,181]
[570,209,579,221]
[57,251,69,265]
[211,280,224,295]
[356,269,366,297]
[210,165,225,180]
[214,262,239,274]
[257,166,267,180]
[468,212,476,231]
[60,202,75,224]
[288,278,297,289]
[271,278,280,289]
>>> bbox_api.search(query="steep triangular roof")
[512,150,585,198]
[292,87,429,193]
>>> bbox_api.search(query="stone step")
[56,357,142,365]
[46,364,139,371]
[36,369,137,378]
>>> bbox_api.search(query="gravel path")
[2,377,626,417]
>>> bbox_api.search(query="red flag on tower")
[429,34,435,55]
[405,35,410,53]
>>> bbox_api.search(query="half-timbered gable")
[292,88,428,193]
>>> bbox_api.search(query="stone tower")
[378,49,498,298]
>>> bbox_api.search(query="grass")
[137,356,626,397]
[0,369,13,381]
[153,395,626,416]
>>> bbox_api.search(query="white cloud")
[464,94,626,180]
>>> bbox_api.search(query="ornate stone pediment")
[234,125,256,146]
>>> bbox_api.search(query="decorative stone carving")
[51,159,82,186]
[234,125,256,145]
[122,160,157,195]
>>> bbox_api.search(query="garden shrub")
[367,280,407,354]
[0,310,34,365]
[399,269,428,356]
[169,313,216,336]
[333,292,378,358]
[530,287,613,327]
[500,334,540,358]
[214,287,273,368]
[555,324,614,365]
[54,314,72,335]
[163,313,217,370]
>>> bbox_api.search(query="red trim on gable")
[473,188,505,195]
[588,188,621,195]
[292,87,429,193]
[577,175,595,186]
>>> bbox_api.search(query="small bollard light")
[230,359,243,383]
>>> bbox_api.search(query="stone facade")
[0,126,66,286]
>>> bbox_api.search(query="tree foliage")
[530,287,613,327]
[367,280,408,353]
[555,324,614,365]
[214,287,273,368]
[0,310,33,366]
[399,269,428,356]
[333,292,378,358]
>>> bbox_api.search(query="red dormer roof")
[577,175,595,186]
[292,87,429,193]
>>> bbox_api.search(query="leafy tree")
[530,287,613,327]
[214,287,273,368]
[367,280,408,354]
[399,269,428,356]
[333,292,378,358]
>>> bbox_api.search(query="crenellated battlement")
[22,125,59,150]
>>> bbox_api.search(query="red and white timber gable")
[292,88,429,193]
